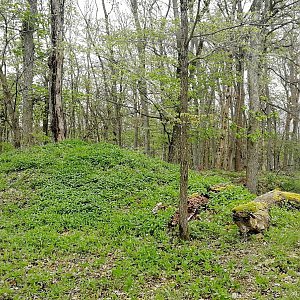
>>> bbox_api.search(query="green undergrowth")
[0,140,299,299]
[199,169,300,194]
[259,172,300,194]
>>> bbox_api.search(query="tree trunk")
[130,0,150,155]
[168,0,182,164]
[0,68,21,148]
[102,0,122,147]
[22,0,37,145]
[133,86,139,149]
[49,0,66,142]
[216,86,230,169]
[42,75,50,137]
[289,56,300,169]
[178,0,189,240]
[234,48,245,171]
[246,4,262,194]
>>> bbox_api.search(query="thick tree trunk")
[22,0,37,145]
[49,0,66,142]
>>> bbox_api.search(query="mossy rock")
[232,190,300,237]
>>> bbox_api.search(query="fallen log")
[232,190,300,237]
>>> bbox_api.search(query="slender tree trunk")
[246,26,261,193]
[216,86,230,169]
[246,0,265,194]
[233,0,245,171]
[266,96,273,171]
[84,52,91,138]
[130,0,150,154]
[168,0,182,163]
[133,86,139,149]
[102,0,122,147]
[42,75,50,137]
[289,57,300,169]
[234,49,245,171]
[0,68,21,148]
[49,0,66,142]
[178,0,189,240]
[0,108,5,151]
[190,38,203,169]
[283,102,291,169]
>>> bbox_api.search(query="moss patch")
[280,191,300,203]
[233,201,267,213]
[278,191,300,209]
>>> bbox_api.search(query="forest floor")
[0,140,299,300]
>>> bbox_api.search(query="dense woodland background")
[0,0,299,192]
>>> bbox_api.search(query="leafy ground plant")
[0,140,299,299]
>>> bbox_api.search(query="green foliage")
[0,142,14,153]
[259,172,300,194]
[0,141,299,299]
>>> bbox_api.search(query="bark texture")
[178,0,189,240]
[0,68,21,148]
[22,0,37,145]
[246,15,261,193]
[49,0,66,142]
[130,0,150,155]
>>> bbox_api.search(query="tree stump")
[232,190,300,237]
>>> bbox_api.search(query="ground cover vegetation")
[0,0,300,194]
[0,141,299,299]
[0,0,299,298]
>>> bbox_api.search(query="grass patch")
[0,140,299,299]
